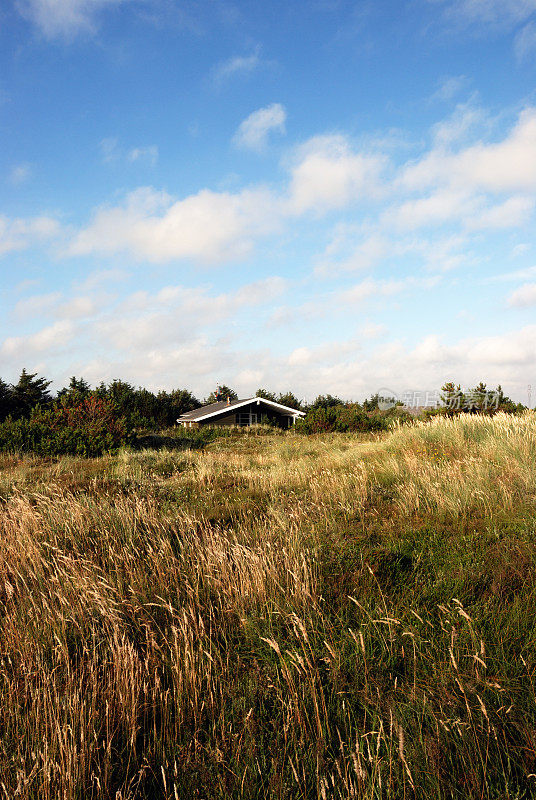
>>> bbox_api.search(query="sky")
[1,0,536,403]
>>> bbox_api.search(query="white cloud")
[0,215,59,257]
[13,292,62,319]
[69,133,387,263]
[267,324,536,402]
[316,234,388,276]
[17,0,126,39]
[67,185,281,263]
[360,322,387,339]
[466,195,534,229]
[337,278,406,305]
[100,138,158,165]
[94,277,288,350]
[492,264,536,281]
[233,103,286,152]
[287,134,385,215]
[13,291,100,322]
[439,0,536,28]
[128,145,159,165]
[387,190,533,232]
[511,242,531,257]
[1,320,75,358]
[80,267,128,290]
[387,188,480,230]
[431,75,468,102]
[508,282,536,306]
[515,20,536,59]
[401,107,536,194]
[288,339,360,367]
[431,101,488,147]
[212,48,263,85]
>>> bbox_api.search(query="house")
[177,397,305,428]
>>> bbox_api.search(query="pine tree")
[255,388,277,401]
[277,391,303,410]
[206,385,238,403]
[11,369,52,418]
[0,379,12,421]
[57,376,91,403]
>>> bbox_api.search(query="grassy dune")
[1,413,536,799]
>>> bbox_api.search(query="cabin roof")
[178,397,305,422]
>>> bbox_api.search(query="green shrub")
[0,396,132,457]
[296,403,397,434]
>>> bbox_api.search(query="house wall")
[206,413,236,426]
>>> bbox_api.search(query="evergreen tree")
[168,388,200,417]
[57,376,91,403]
[440,381,464,414]
[255,388,277,401]
[0,379,12,422]
[277,391,303,410]
[309,394,346,411]
[11,369,52,418]
[206,385,238,403]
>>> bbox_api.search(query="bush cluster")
[296,394,409,434]
[0,396,133,457]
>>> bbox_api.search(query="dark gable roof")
[178,397,305,422]
[179,398,253,421]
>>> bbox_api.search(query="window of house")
[236,411,257,426]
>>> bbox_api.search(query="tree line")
[0,371,526,426]
[0,371,528,457]
[0,370,200,428]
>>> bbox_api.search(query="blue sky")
[2,0,536,402]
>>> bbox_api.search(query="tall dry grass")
[0,413,535,797]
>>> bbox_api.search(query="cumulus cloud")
[13,291,101,324]
[67,185,282,263]
[466,195,534,229]
[386,191,533,232]
[1,320,75,358]
[17,0,126,39]
[94,276,288,350]
[386,188,481,230]
[68,132,387,263]
[0,215,60,257]
[233,104,286,152]
[13,292,62,319]
[286,134,385,215]
[270,324,536,402]
[508,282,536,306]
[401,107,536,194]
